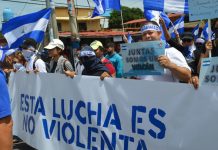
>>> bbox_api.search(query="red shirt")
[101,58,116,77]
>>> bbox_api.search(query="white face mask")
[22,50,35,61]
[13,63,24,71]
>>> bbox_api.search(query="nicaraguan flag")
[192,23,200,40]
[143,0,189,14]
[201,22,209,40]
[92,0,121,17]
[144,10,171,27]
[0,46,11,62]
[107,0,121,11]
[2,8,51,49]
[0,46,4,62]
[211,32,215,40]
[144,10,161,23]
[169,16,184,38]
[202,60,210,67]
[127,33,133,43]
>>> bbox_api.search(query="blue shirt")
[0,69,11,118]
[105,53,123,78]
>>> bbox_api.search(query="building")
[56,6,140,47]
[55,6,104,32]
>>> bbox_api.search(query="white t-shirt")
[26,55,47,73]
[139,47,191,82]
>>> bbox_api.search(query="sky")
[0,0,143,21]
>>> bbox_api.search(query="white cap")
[44,39,64,51]
[5,49,17,56]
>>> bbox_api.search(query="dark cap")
[20,38,38,49]
[79,46,96,57]
[182,32,194,40]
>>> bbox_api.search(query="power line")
[18,0,28,15]
[0,0,92,7]
[0,0,45,5]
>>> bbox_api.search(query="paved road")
[13,136,35,150]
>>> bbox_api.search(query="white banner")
[9,72,218,150]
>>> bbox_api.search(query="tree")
[109,6,144,29]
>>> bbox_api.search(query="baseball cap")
[195,38,205,44]
[20,38,37,49]
[44,39,65,51]
[182,32,194,40]
[79,46,96,57]
[90,40,103,50]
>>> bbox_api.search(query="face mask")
[81,57,97,69]
[195,43,204,51]
[22,50,35,61]
[13,63,24,71]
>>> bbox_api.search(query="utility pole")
[67,0,80,70]
[67,0,80,40]
[46,0,59,39]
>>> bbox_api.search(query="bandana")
[141,24,161,33]
[79,51,96,57]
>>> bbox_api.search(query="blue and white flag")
[127,33,133,43]
[107,0,121,11]
[169,16,184,38]
[192,23,200,40]
[2,8,51,49]
[144,10,171,27]
[143,0,189,14]
[0,46,10,62]
[92,0,121,17]
[201,22,209,40]
[0,46,4,62]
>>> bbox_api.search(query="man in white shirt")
[20,38,47,73]
[140,21,191,82]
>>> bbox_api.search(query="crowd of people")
[1,20,214,86]
[1,19,218,149]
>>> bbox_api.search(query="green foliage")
[109,6,144,28]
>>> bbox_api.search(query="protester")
[140,21,191,82]
[44,39,74,76]
[66,46,110,80]
[105,42,123,78]
[160,18,202,77]
[13,51,26,72]
[1,50,17,82]
[90,40,116,77]
[74,49,84,75]
[20,38,47,73]
[197,20,218,74]
[0,67,13,150]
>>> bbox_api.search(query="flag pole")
[120,7,125,33]
[208,19,212,58]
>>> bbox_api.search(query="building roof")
[124,19,147,25]
[123,14,183,25]
[56,6,94,9]
[56,16,105,21]
[59,31,140,38]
